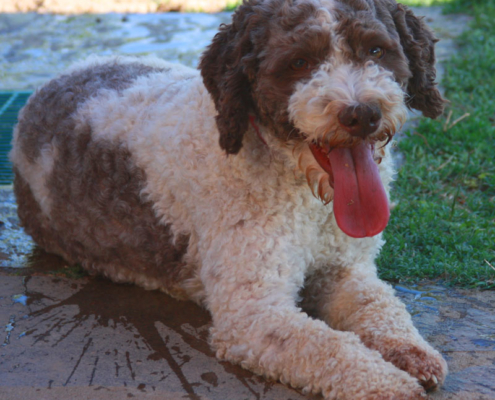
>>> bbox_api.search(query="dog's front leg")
[312,265,448,392]
[200,234,425,400]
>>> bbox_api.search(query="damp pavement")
[1,6,493,400]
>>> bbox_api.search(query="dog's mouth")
[308,140,389,238]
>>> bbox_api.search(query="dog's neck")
[225,119,304,190]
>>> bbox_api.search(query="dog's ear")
[391,3,445,118]
[199,3,259,155]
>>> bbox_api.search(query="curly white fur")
[11,0,448,397]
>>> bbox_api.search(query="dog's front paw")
[324,360,427,400]
[382,342,448,392]
[368,375,427,400]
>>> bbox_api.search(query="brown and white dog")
[11,0,447,398]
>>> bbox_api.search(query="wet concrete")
[0,183,494,400]
[1,274,311,399]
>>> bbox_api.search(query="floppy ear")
[392,4,445,118]
[199,2,259,155]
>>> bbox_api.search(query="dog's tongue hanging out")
[310,142,390,238]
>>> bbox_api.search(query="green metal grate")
[0,92,32,185]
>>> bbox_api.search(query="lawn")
[377,0,495,288]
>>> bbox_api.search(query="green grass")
[220,0,481,12]
[399,0,452,6]
[224,0,455,10]
[377,0,495,289]
[224,0,242,11]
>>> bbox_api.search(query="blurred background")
[0,0,243,13]
[0,1,244,91]
[0,1,242,185]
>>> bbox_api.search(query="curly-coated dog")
[11,0,448,398]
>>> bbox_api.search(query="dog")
[11,0,448,398]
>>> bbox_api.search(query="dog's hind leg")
[200,230,425,400]
[311,265,448,392]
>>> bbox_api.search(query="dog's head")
[200,0,444,238]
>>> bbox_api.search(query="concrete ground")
[1,6,494,400]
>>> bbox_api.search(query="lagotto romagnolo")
[11,0,447,398]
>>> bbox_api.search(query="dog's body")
[12,0,448,398]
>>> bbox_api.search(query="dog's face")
[200,0,444,238]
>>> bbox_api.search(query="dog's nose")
[337,103,382,138]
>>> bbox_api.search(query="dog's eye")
[290,58,309,71]
[369,47,385,59]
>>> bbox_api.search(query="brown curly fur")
[200,0,445,156]
[387,1,445,118]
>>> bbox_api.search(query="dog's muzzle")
[338,103,382,139]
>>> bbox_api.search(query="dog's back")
[10,56,202,298]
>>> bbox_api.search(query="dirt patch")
[0,0,237,13]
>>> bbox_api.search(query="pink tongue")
[329,142,389,238]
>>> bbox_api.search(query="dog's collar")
[249,115,268,147]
